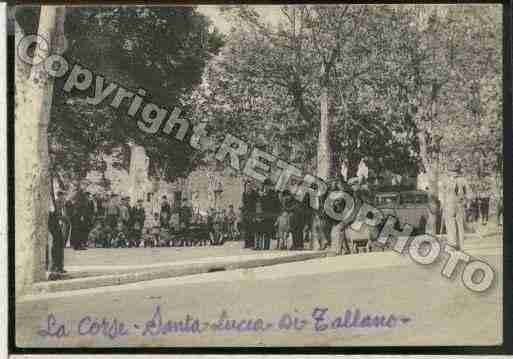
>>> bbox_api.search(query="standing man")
[160,196,171,228]
[181,199,193,231]
[68,191,87,250]
[47,191,68,279]
[241,180,257,248]
[119,196,131,233]
[82,192,96,249]
[262,179,280,250]
[479,191,490,226]
[445,160,469,250]
[254,187,265,250]
[132,199,146,245]
[105,194,120,231]
[226,204,237,241]
[426,187,439,235]
[327,178,355,255]
[497,196,503,226]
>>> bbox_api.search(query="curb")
[29,251,328,295]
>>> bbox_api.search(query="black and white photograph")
[10,3,507,351]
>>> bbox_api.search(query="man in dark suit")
[47,191,68,278]
[131,199,146,246]
[261,179,281,250]
[241,181,257,248]
[83,192,96,248]
[67,190,90,250]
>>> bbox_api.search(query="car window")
[416,193,428,204]
[376,195,398,206]
[399,192,417,204]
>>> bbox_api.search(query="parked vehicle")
[374,190,429,234]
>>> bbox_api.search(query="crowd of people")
[48,189,245,252]
[46,170,501,279]
[239,178,335,252]
[465,195,493,225]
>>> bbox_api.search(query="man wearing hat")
[241,180,258,248]
[444,159,469,250]
[47,191,69,278]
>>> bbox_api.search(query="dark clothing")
[479,197,490,223]
[132,206,145,231]
[160,201,171,228]
[67,197,90,250]
[181,206,193,228]
[161,201,171,215]
[47,209,65,272]
[288,194,312,250]
[261,190,281,249]
[241,189,258,248]
[93,198,104,218]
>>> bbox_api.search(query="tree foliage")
[17,6,225,184]
[195,5,421,180]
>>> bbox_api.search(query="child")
[114,221,128,248]
[275,210,291,250]
[143,228,154,248]
[160,226,171,247]
[129,221,142,248]
[88,220,104,248]
[170,210,180,233]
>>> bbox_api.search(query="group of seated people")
[87,194,240,248]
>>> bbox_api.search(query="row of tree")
[192,5,502,200]
[13,5,502,294]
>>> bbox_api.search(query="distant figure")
[425,187,439,235]
[67,192,88,250]
[119,196,131,230]
[143,228,154,248]
[241,181,258,248]
[169,209,180,233]
[160,196,171,228]
[445,161,468,250]
[88,220,105,248]
[47,191,68,278]
[261,179,281,250]
[479,194,490,225]
[275,210,291,250]
[151,213,161,246]
[105,194,120,230]
[226,204,237,241]
[132,199,145,244]
[114,221,128,248]
[497,196,503,226]
[181,200,193,230]
[254,187,265,250]
[206,207,215,244]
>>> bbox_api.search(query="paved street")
[63,241,251,268]
[16,234,502,347]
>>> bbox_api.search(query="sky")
[197,5,283,34]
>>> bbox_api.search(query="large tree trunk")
[418,130,439,198]
[128,143,149,205]
[15,7,66,297]
[330,153,342,179]
[418,130,441,234]
[317,84,333,180]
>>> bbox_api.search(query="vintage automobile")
[374,190,430,234]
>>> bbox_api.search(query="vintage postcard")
[11,4,504,350]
